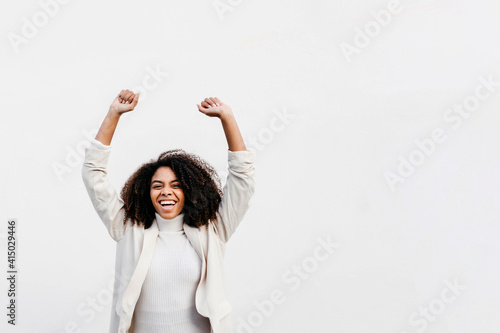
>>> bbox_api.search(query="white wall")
[1,0,499,332]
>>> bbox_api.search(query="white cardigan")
[81,139,256,333]
[133,212,211,332]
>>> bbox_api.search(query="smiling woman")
[120,147,223,230]
[81,89,256,333]
[151,168,185,218]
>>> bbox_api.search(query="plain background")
[1,0,499,332]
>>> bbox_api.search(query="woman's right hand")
[109,89,140,115]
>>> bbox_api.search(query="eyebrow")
[151,179,180,184]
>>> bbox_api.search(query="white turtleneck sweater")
[132,212,211,333]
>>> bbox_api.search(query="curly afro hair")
[120,148,223,230]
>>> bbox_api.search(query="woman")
[81,89,256,333]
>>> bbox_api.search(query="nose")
[161,188,171,196]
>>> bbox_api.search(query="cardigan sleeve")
[81,138,127,242]
[214,149,256,243]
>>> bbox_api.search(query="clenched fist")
[110,89,140,115]
[197,97,231,118]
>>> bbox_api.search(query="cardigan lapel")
[184,223,211,318]
[183,224,205,261]
[120,220,159,317]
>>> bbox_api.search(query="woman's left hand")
[197,97,231,118]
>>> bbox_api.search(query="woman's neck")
[155,212,185,232]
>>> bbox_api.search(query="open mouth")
[159,200,177,210]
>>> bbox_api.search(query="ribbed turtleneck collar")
[155,212,185,232]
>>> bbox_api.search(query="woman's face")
[150,166,185,219]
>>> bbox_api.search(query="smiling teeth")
[160,200,176,206]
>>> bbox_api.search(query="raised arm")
[197,97,256,243]
[81,89,140,242]
[95,89,140,145]
[197,97,246,152]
